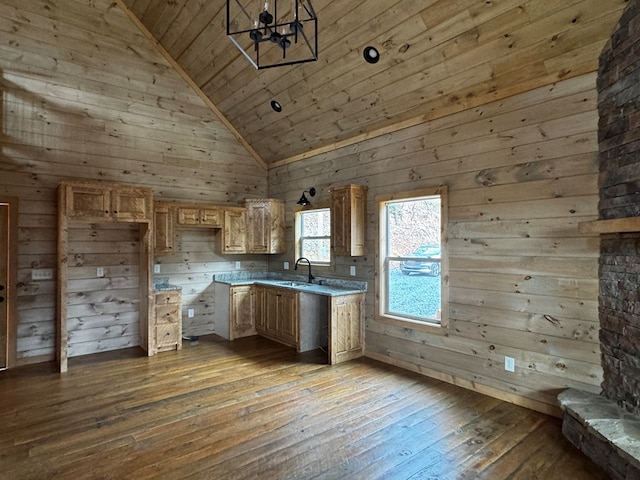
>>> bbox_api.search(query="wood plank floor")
[0,335,608,480]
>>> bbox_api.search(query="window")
[377,186,447,329]
[295,208,331,265]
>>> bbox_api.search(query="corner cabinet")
[330,184,368,256]
[245,199,285,254]
[254,285,299,348]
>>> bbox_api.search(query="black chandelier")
[227,0,318,69]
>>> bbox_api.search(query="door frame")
[0,197,18,369]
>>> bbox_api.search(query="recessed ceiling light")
[270,100,282,112]
[363,46,380,64]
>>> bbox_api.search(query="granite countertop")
[153,277,182,291]
[213,272,367,297]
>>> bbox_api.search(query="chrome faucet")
[294,257,314,284]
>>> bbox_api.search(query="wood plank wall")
[268,72,602,413]
[0,0,267,364]
[67,223,141,358]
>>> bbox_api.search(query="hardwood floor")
[0,335,607,480]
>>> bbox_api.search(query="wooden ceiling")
[118,0,627,167]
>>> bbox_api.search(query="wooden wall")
[268,72,602,414]
[0,0,267,364]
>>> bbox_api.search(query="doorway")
[0,198,17,370]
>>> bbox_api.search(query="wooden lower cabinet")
[154,290,182,352]
[218,282,364,364]
[255,286,299,348]
[230,285,256,340]
[329,293,365,364]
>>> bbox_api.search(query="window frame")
[295,207,332,266]
[376,186,449,334]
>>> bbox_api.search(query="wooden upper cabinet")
[176,206,222,227]
[245,199,285,254]
[62,181,152,222]
[223,208,247,254]
[330,184,368,257]
[154,202,175,255]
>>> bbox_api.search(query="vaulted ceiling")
[118,0,627,167]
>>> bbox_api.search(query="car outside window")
[377,186,448,329]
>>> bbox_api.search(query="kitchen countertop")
[153,277,182,292]
[213,273,366,297]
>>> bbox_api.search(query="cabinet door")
[65,184,111,220]
[154,204,174,255]
[331,188,349,256]
[247,201,270,254]
[246,199,285,254]
[177,207,200,226]
[200,208,222,227]
[254,287,266,333]
[112,188,152,221]
[330,185,367,257]
[223,209,247,253]
[278,290,298,345]
[265,288,280,334]
[230,286,255,339]
[329,293,364,364]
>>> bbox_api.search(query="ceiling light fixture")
[270,100,282,112]
[296,187,316,206]
[363,46,380,64]
[227,0,318,69]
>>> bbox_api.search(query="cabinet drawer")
[155,290,181,305]
[156,305,180,325]
[200,208,221,227]
[156,323,180,346]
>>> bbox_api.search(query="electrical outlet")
[235,261,241,269]
[284,261,289,270]
[188,309,195,318]
[504,356,515,372]
[31,269,53,280]
[350,266,356,276]
[97,267,104,278]
[154,264,161,274]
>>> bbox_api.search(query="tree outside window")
[296,208,331,264]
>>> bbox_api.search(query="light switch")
[235,261,241,269]
[188,309,195,318]
[284,261,290,270]
[350,266,356,276]
[505,356,515,372]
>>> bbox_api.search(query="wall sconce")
[296,187,316,206]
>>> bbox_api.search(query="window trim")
[295,207,331,266]
[375,186,449,334]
